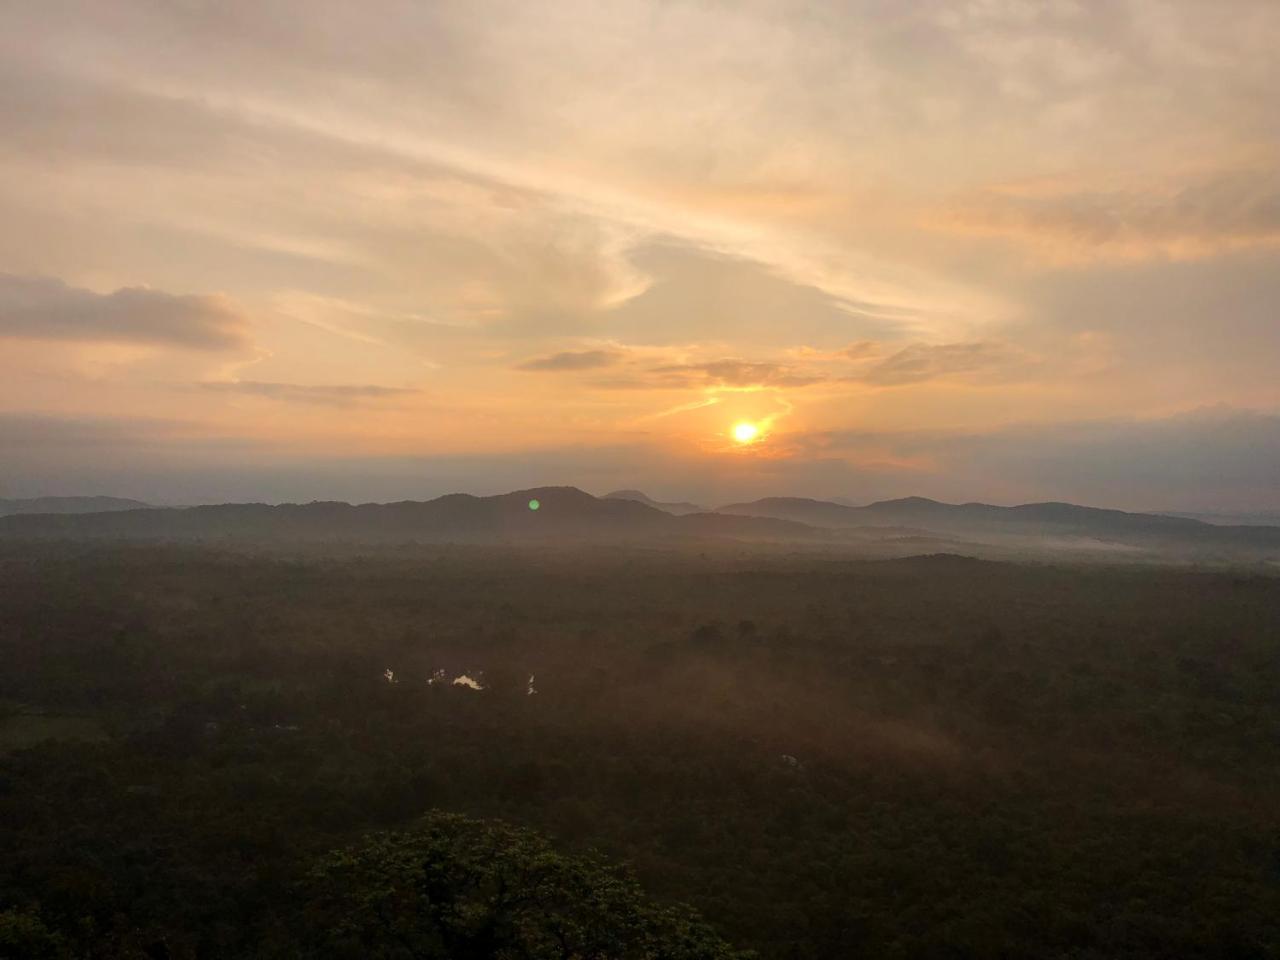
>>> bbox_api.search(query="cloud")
[843,340,880,360]
[649,359,824,389]
[854,340,1030,386]
[937,167,1280,261]
[603,244,920,349]
[516,349,623,371]
[519,348,830,389]
[579,340,1027,392]
[198,381,417,405]
[0,274,250,349]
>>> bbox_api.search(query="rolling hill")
[715,495,1280,555]
[2,487,1277,560]
[0,487,819,544]
[602,489,705,515]
[0,496,150,517]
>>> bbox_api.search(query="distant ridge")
[0,487,820,544]
[714,495,1280,552]
[1,488,1276,560]
[602,490,704,516]
[716,494,1207,531]
[0,496,150,517]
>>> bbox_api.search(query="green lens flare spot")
[528,498,541,511]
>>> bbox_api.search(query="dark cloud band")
[0,274,250,350]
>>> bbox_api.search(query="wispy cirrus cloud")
[934,166,1280,262]
[852,340,1033,387]
[519,350,826,390]
[649,359,825,389]
[198,381,416,405]
[515,349,624,371]
[842,340,881,360]
[580,342,1031,392]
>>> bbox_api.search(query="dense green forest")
[2,542,1278,958]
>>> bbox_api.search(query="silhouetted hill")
[715,497,864,528]
[603,489,705,515]
[716,495,1280,556]
[1167,509,1280,527]
[718,495,1208,534]
[673,512,823,540]
[3,488,1277,559]
[873,552,1000,569]
[0,487,818,544]
[0,496,149,517]
[861,497,1206,534]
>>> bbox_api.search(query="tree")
[0,907,69,960]
[304,811,749,960]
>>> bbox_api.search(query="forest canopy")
[1,542,1278,958]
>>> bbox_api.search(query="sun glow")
[731,421,761,444]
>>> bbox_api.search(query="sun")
[731,421,761,444]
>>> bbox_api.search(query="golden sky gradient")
[2,1,1278,508]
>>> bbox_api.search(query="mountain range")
[0,487,816,544]
[713,495,1280,553]
[0,496,150,517]
[0,488,1277,562]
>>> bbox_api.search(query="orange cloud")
[931,167,1280,262]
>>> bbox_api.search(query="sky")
[2,0,1278,510]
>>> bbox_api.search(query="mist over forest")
[3,490,1279,957]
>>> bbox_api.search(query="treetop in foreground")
[306,811,749,960]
